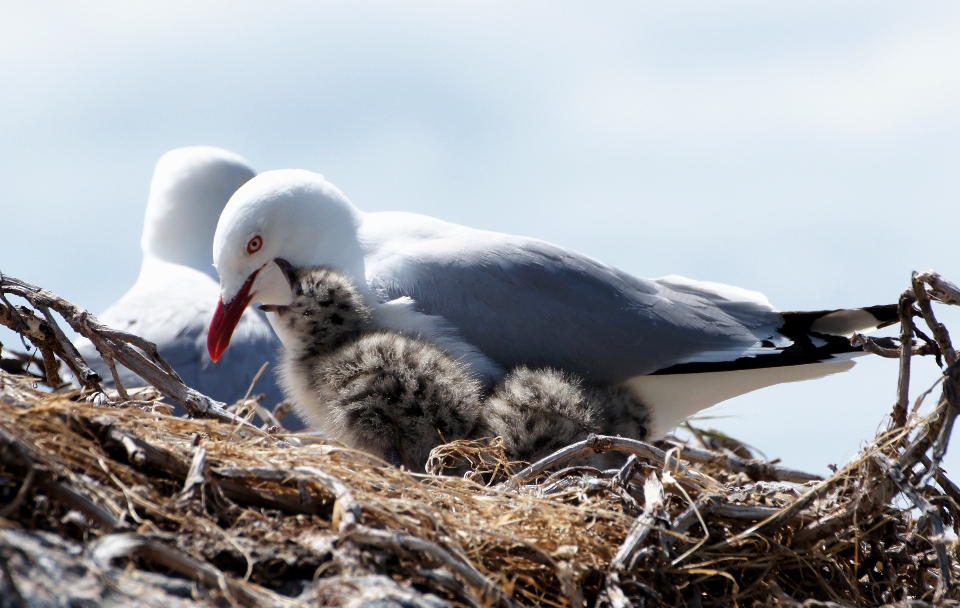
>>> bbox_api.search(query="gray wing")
[367,234,785,385]
[75,267,288,417]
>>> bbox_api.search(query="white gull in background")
[207,169,898,436]
[75,147,287,415]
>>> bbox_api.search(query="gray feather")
[368,234,782,384]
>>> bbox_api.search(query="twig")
[346,526,517,608]
[0,464,35,518]
[96,327,183,380]
[851,334,935,359]
[0,274,259,428]
[663,442,821,484]
[414,566,483,608]
[913,325,944,367]
[38,346,63,388]
[613,455,639,488]
[89,533,298,608]
[292,466,362,530]
[100,352,130,401]
[611,472,666,571]
[502,435,715,492]
[603,573,630,608]
[664,494,723,552]
[178,443,208,502]
[895,271,960,472]
[0,300,99,390]
[913,272,957,366]
[874,453,952,602]
[920,453,960,506]
[921,271,960,307]
[37,304,98,387]
[920,363,960,487]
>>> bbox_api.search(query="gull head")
[141,146,255,275]
[207,169,365,362]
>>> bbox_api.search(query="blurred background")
[1,2,958,474]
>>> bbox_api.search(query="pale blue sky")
[2,2,958,473]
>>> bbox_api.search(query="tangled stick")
[0,272,253,427]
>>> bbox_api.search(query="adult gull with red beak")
[208,169,897,436]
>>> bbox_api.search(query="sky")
[1,2,959,474]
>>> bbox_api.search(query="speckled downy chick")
[481,366,651,468]
[263,262,483,471]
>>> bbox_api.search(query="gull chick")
[264,263,482,471]
[482,366,651,467]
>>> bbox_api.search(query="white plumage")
[75,147,287,415]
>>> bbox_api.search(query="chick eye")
[246,235,263,254]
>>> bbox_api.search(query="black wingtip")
[652,303,903,376]
[861,304,901,329]
[781,303,900,337]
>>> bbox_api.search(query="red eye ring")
[246,235,263,254]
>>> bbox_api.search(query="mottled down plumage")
[316,334,483,471]
[483,366,650,467]
[269,266,482,471]
[271,264,653,471]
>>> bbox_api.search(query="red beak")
[207,269,260,362]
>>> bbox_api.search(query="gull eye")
[246,235,263,254]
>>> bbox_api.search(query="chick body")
[273,266,482,471]
[482,366,651,467]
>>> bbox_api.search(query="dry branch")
[661,441,821,484]
[90,533,300,608]
[0,273,253,426]
[895,290,919,429]
[875,453,952,602]
[611,473,666,571]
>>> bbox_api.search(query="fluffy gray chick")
[482,366,651,467]
[265,263,482,471]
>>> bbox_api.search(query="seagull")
[264,263,482,471]
[75,147,288,417]
[207,169,898,437]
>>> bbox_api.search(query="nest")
[1,271,960,607]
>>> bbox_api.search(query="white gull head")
[208,169,366,361]
[141,146,255,278]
